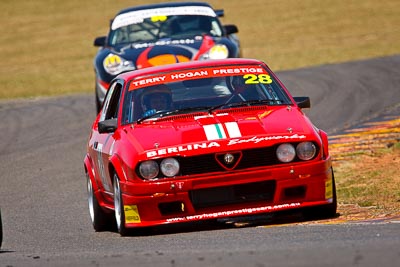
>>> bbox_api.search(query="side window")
[99,81,123,122]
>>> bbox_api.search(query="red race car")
[84,58,337,235]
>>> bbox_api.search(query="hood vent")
[153,112,207,122]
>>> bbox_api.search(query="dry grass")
[334,143,400,217]
[1,0,400,99]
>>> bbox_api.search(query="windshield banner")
[129,65,269,90]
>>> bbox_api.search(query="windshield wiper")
[208,99,282,113]
[136,106,211,124]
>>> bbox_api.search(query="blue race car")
[93,1,241,112]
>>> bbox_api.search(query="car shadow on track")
[119,210,341,236]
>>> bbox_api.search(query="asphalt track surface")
[0,55,399,266]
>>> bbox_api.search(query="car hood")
[122,107,320,160]
[113,35,221,69]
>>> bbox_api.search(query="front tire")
[0,208,3,249]
[113,174,129,236]
[87,174,113,231]
[303,168,337,220]
[95,88,102,114]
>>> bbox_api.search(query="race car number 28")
[243,74,273,84]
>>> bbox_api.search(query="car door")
[91,80,123,194]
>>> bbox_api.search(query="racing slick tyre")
[95,89,102,114]
[87,174,113,231]
[113,174,129,236]
[303,168,338,220]
[0,208,2,249]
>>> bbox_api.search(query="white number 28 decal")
[243,74,273,84]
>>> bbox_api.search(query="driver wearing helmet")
[230,76,260,101]
[141,84,173,117]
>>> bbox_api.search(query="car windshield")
[121,64,292,124]
[109,14,223,46]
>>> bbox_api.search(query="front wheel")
[95,89,102,114]
[0,208,3,249]
[113,174,129,236]
[303,168,337,220]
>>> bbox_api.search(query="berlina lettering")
[146,141,220,157]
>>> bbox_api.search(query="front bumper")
[120,159,334,227]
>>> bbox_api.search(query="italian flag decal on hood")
[203,122,242,140]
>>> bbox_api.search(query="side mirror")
[94,36,106,47]
[98,118,117,133]
[224,24,239,35]
[215,9,224,17]
[293,96,311,109]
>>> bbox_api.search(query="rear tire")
[87,174,113,231]
[113,174,129,236]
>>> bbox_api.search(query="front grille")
[136,142,318,179]
[180,146,279,175]
[180,154,222,174]
[190,180,276,209]
[236,147,279,169]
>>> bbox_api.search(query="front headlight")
[199,44,229,60]
[160,158,180,177]
[103,53,135,75]
[276,143,296,163]
[296,142,317,160]
[139,160,159,180]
